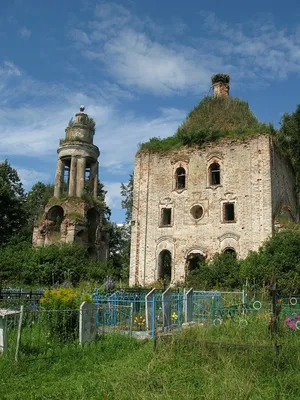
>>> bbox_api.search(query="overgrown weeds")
[1,319,300,399]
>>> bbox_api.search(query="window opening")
[47,206,64,234]
[158,250,172,283]
[186,253,205,273]
[210,163,220,185]
[223,248,237,258]
[62,160,71,193]
[84,166,92,193]
[176,167,186,189]
[161,208,172,226]
[87,207,100,243]
[223,203,235,222]
[190,205,204,220]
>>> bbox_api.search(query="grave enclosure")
[2,288,300,360]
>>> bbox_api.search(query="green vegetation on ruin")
[67,115,96,133]
[59,136,87,145]
[139,96,274,153]
[47,195,105,212]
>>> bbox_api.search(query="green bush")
[186,252,241,290]
[0,242,113,286]
[186,229,300,294]
[40,287,91,342]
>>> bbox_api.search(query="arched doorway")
[46,206,64,241]
[47,206,64,230]
[185,250,206,276]
[158,250,172,283]
[223,247,237,258]
[87,207,100,244]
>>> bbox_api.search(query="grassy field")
[1,316,300,400]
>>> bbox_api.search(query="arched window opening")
[62,159,71,194]
[158,250,172,283]
[175,167,186,189]
[84,164,91,193]
[186,252,205,274]
[223,248,237,258]
[87,207,100,244]
[209,163,220,185]
[47,206,64,232]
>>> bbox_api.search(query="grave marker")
[79,302,97,346]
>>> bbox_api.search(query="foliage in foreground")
[1,321,300,400]
[0,242,116,286]
[186,228,300,294]
[40,287,92,342]
[0,160,28,244]
[277,104,300,188]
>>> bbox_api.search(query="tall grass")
[1,316,300,399]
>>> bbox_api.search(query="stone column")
[54,158,64,198]
[89,162,98,198]
[68,157,77,197]
[76,157,86,197]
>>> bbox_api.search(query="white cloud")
[97,106,186,172]
[0,61,185,175]
[0,100,185,172]
[19,27,31,39]
[70,5,300,96]
[103,181,123,209]
[199,12,300,81]
[0,61,21,80]
[72,4,217,96]
[16,168,50,190]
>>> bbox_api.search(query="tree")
[109,223,131,280]
[26,182,54,231]
[97,180,111,220]
[120,173,133,223]
[108,173,134,282]
[0,160,27,244]
[278,105,300,189]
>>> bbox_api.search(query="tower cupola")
[54,106,100,198]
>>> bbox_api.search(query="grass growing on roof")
[139,96,274,153]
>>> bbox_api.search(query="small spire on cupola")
[80,105,85,112]
[211,73,230,98]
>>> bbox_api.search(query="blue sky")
[1,0,300,223]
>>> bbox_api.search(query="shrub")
[186,252,241,290]
[40,287,92,342]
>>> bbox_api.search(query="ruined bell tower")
[32,106,109,260]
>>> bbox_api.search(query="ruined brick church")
[32,106,109,260]
[129,74,297,286]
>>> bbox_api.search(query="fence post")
[15,306,24,362]
[145,288,156,331]
[151,295,155,339]
[211,296,216,325]
[177,292,181,331]
[153,329,157,352]
[129,303,133,338]
[162,286,172,332]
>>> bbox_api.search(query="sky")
[1,0,300,223]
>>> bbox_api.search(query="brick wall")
[129,135,296,285]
